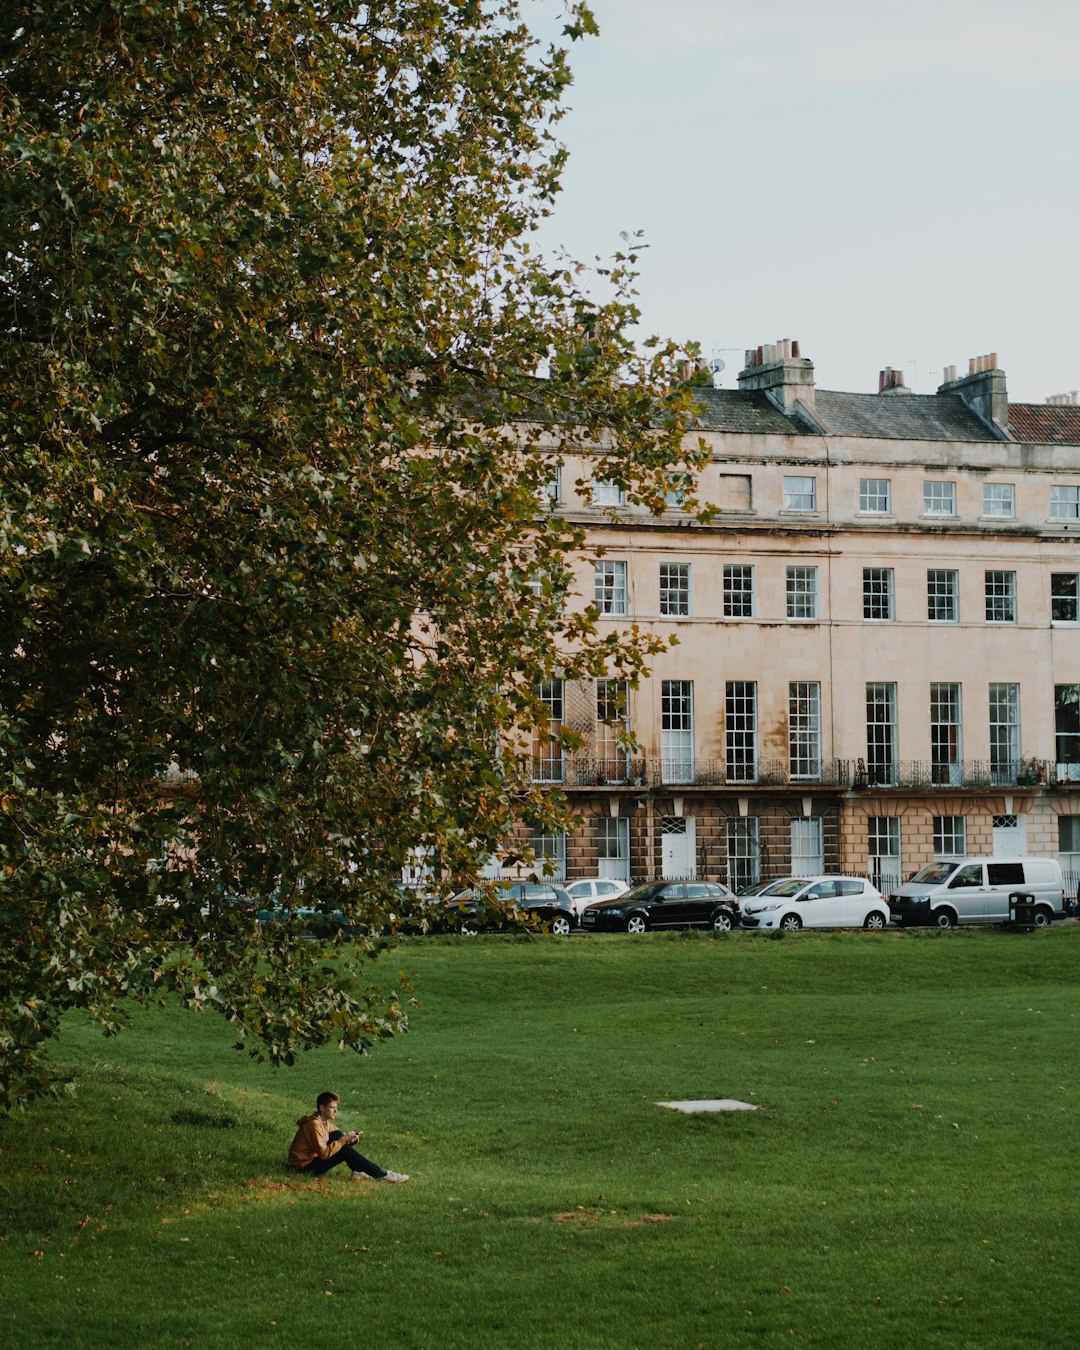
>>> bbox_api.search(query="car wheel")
[863,911,887,930]
[711,909,734,933]
[550,913,573,936]
[1033,907,1053,929]
[779,913,802,933]
[932,908,956,930]
[626,914,647,934]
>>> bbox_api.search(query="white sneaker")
[382,1170,410,1183]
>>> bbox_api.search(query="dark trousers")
[303,1130,386,1179]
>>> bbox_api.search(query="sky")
[532,0,1080,404]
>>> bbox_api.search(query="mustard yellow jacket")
[286,1113,345,1168]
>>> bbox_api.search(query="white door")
[661,817,696,878]
[992,814,1027,855]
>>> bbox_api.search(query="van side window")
[950,864,984,888]
[987,862,1026,886]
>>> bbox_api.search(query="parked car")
[739,875,889,932]
[579,880,738,934]
[888,855,1065,928]
[447,881,577,936]
[564,877,629,918]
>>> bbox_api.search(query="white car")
[739,875,889,932]
[565,877,629,919]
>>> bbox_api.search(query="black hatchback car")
[447,881,576,936]
[579,880,738,934]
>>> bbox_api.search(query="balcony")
[553,756,1058,792]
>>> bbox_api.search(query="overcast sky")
[533,0,1080,404]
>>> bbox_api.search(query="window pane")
[924,480,956,515]
[930,683,962,785]
[790,817,823,876]
[593,478,625,506]
[983,482,1015,518]
[928,569,958,622]
[1055,685,1080,769]
[533,680,564,782]
[727,818,760,891]
[867,816,901,891]
[726,681,757,783]
[863,567,894,621]
[723,565,754,618]
[1052,573,1078,622]
[784,476,816,511]
[786,566,818,620]
[866,683,897,785]
[989,683,1020,784]
[933,816,966,856]
[860,478,891,513]
[789,681,822,779]
[659,562,690,617]
[1050,485,1080,519]
[985,570,1016,623]
[661,680,694,782]
[594,561,627,615]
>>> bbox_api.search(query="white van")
[889,856,1064,929]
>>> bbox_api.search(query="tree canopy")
[0,0,703,1107]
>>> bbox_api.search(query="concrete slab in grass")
[657,1099,760,1113]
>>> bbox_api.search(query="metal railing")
[552,756,1062,791]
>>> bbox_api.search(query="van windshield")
[909,862,957,884]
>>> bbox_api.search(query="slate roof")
[1007,403,1080,446]
[812,391,994,442]
[691,388,805,435]
[693,386,995,442]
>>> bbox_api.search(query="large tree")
[0,0,702,1107]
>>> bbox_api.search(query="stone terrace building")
[531,342,1080,896]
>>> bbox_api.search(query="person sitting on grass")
[286,1090,409,1183]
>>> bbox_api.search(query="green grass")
[3,927,1080,1348]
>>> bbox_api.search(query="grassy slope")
[2,928,1079,1349]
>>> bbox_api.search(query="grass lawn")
[2,926,1079,1348]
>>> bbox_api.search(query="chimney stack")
[937,352,1009,436]
[878,367,911,396]
[738,338,815,415]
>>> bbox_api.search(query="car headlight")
[755,903,781,913]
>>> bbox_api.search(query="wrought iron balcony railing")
[547,755,1060,791]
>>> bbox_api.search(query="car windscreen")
[765,879,809,898]
[909,862,956,884]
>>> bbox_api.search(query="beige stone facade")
[530,346,1080,897]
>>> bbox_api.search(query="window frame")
[594,560,628,616]
[592,477,626,508]
[722,564,755,619]
[863,567,895,622]
[933,816,968,858]
[989,682,1020,785]
[923,480,957,516]
[659,562,690,617]
[985,570,1016,624]
[786,565,819,621]
[859,478,892,514]
[1050,485,1080,520]
[661,679,695,784]
[783,475,817,512]
[927,568,959,623]
[866,683,898,786]
[789,681,822,780]
[1051,573,1079,623]
[982,482,1015,519]
[725,680,758,784]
